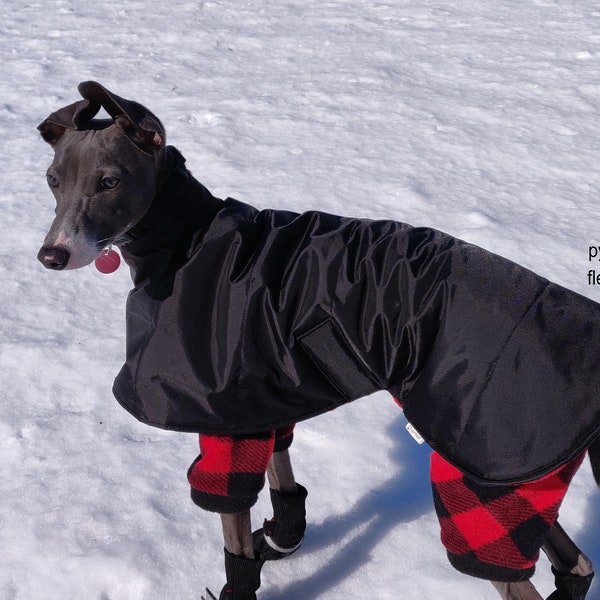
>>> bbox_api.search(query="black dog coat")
[113,147,600,487]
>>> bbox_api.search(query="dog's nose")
[37,246,70,270]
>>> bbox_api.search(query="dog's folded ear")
[78,81,166,151]
[38,81,166,151]
[38,98,101,145]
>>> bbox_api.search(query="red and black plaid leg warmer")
[187,426,296,514]
[431,451,585,582]
[188,431,276,514]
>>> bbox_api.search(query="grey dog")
[38,81,599,600]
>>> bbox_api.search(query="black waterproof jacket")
[113,148,600,485]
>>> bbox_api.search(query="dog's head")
[37,81,166,270]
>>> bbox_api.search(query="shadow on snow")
[263,413,434,599]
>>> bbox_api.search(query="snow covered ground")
[1,0,600,598]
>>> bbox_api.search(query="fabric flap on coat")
[400,241,600,484]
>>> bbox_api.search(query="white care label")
[405,421,425,445]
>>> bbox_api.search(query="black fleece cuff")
[190,487,259,514]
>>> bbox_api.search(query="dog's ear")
[38,98,101,146]
[78,81,166,152]
[114,116,166,152]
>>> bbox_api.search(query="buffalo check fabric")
[188,426,295,514]
[431,451,585,582]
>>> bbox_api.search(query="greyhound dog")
[38,82,600,600]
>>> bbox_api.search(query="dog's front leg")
[215,436,306,599]
[267,447,297,493]
[188,432,276,599]
[254,427,308,561]
[491,580,543,600]
[218,511,264,600]
[221,511,254,558]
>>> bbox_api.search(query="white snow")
[1,1,600,598]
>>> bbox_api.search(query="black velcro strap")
[298,317,379,400]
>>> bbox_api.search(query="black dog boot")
[254,483,308,561]
[219,549,264,600]
[547,566,594,600]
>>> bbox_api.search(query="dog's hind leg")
[491,523,594,600]
[543,521,593,577]
[542,521,594,600]
[491,581,543,600]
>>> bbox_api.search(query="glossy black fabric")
[113,147,600,485]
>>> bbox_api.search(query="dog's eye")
[47,173,59,188]
[101,177,120,190]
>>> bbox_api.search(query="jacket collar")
[119,145,223,290]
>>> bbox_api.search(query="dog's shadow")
[263,414,433,599]
[261,418,600,599]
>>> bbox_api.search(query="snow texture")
[2,1,600,598]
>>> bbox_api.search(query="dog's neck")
[119,145,224,288]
